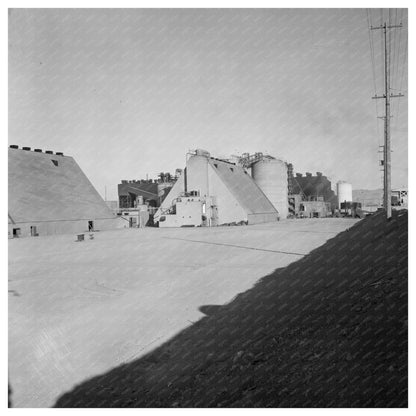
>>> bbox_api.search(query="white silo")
[251,157,288,219]
[337,181,353,208]
[186,150,213,197]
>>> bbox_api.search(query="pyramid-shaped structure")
[8,147,123,237]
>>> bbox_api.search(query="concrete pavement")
[8,218,358,407]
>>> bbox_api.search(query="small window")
[214,163,218,168]
[51,160,58,166]
[230,167,234,172]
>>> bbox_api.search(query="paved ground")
[9,218,358,407]
[53,210,406,408]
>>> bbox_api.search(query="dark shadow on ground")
[55,211,408,407]
[199,305,222,316]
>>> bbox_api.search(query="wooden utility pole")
[371,21,403,219]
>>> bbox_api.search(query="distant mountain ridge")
[352,189,383,206]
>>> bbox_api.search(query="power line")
[366,9,378,94]
[395,9,404,81]
[391,9,407,131]
[394,32,408,129]
[366,8,383,187]
[390,9,398,87]
[390,9,403,130]
[366,9,381,133]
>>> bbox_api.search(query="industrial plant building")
[151,149,348,227]
[154,150,282,227]
[8,143,360,235]
[118,175,178,209]
[117,173,179,227]
[8,146,123,238]
[287,169,338,218]
[8,143,350,235]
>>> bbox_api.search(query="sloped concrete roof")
[208,158,277,215]
[8,148,115,223]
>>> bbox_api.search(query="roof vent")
[9,145,19,149]
[45,150,53,154]
[56,152,64,156]
[34,149,42,152]
[22,147,31,151]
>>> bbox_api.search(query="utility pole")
[371,21,403,219]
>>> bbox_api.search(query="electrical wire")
[394,31,407,129]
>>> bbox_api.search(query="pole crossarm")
[370,24,403,30]
[372,93,404,99]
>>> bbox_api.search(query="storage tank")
[251,157,288,219]
[337,181,352,208]
[186,154,209,197]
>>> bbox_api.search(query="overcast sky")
[9,8,408,200]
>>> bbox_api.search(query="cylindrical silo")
[186,153,210,197]
[337,181,352,208]
[252,157,288,219]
